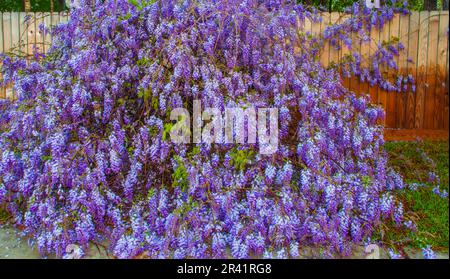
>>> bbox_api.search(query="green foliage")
[137,88,152,103]
[41,155,52,162]
[147,187,156,198]
[187,146,200,158]
[401,185,449,249]
[229,148,254,171]
[128,0,157,11]
[162,123,173,142]
[0,1,67,12]
[384,140,449,250]
[330,0,356,12]
[406,0,425,11]
[174,196,199,216]
[172,156,188,192]
[0,0,439,13]
[295,0,439,11]
[0,0,23,12]
[362,175,371,188]
[385,141,449,187]
[0,207,10,224]
[30,0,66,12]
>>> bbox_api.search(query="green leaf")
[162,123,173,142]
[129,0,141,8]
[172,156,188,192]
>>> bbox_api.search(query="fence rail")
[0,11,449,132]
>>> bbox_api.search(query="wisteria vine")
[0,0,421,258]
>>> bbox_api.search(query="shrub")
[0,0,411,258]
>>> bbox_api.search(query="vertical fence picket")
[304,14,312,58]
[0,13,4,99]
[378,14,390,127]
[2,13,12,99]
[348,13,360,95]
[44,12,52,53]
[35,12,45,55]
[25,11,32,58]
[438,11,450,130]
[9,12,20,99]
[33,12,38,57]
[434,11,444,129]
[319,12,330,68]
[339,13,351,89]
[328,12,340,66]
[359,17,370,97]
[368,15,380,108]
[11,12,19,54]
[397,14,410,128]
[311,17,320,37]
[391,14,401,128]
[19,12,27,59]
[386,14,400,128]
[415,11,430,129]
[61,11,69,23]
[406,12,419,128]
[425,11,439,129]
[51,12,60,42]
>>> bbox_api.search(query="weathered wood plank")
[406,12,419,129]
[348,12,361,95]
[397,14,410,128]
[2,12,12,99]
[0,13,4,98]
[385,14,399,128]
[35,12,46,54]
[424,11,439,129]
[339,14,351,89]
[437,11,449,130]
[319,12,330,68]
[328,12,340,67]
[368,17,380,106]
[19,12,28,57]
[380,20,390,127]
[414,11,429,129]
[358,14,371,98]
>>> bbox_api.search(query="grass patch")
[383,140,449,252]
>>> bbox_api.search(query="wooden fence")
[0,11,449,135]
[310,11,449,132]
[0,12,68,98]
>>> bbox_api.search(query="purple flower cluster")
[432,187,449,199]
[0,0,410,258]
[388,248,403,259]
[322,1,413,93]
[422,245,436,259]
